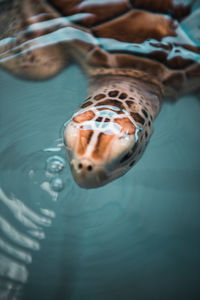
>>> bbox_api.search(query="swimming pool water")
[0,64,200,300]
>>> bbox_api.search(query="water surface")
[0,64,200,300]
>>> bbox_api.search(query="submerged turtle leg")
[0,0,70,80]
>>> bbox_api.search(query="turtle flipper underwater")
[0,0,70,79]
[0,0,200,188]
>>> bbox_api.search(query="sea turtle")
[0,0,200,188]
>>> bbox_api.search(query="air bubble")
[50,177,65,192]
[46,156,66,174]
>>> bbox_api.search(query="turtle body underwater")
[0,0,200,188]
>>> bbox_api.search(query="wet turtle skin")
[0,0,200,188]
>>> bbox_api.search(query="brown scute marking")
[94,93,106,100]
[95,132,103,149]
[93,10,176,44]
[108,90,119,97]
[129,160,136,167]
[81,101,92,108]
[148,121,151,127]
[117,110,124,115]
[119,93,127,99]
[78,130,93,155]
[87,131,93,144]
[130,112,145,125]
[145,131,148,138]
[96,117,103,122]
[73,110,95,123]
[126,100,134,108]
[142,109,148,118]
[96,99,125,110]
[115,117,136,135]
[92,133,115,160]
[120,152,133,163]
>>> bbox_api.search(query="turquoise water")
[0,65,200,300]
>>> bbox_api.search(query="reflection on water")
[0,185,56,298]
[0,64,86,299]
[0,148,60,299]
[0,0,200,300]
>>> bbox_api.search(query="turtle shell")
[0,0,199,96]
[48,0,192,26]
[47,0,200,96]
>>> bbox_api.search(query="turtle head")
[63,76,161,188]
[64,102,151,188]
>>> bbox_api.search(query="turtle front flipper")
[0,0,70,80]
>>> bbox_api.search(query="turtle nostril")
[76,161,93,172]
[87,165,93,171]
[78,163,83,169]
